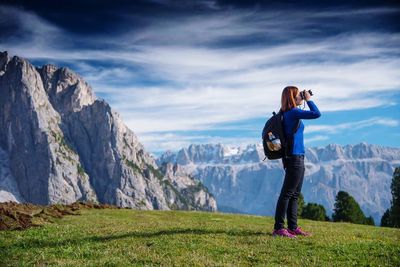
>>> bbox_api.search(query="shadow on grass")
[2,228,273,251]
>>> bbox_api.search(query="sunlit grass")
[1,209,399,266]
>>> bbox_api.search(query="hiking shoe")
[272,228,296,238]
[287,226,312,236]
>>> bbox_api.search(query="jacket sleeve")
[292,101,321,119]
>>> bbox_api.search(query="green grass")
[0,209,399,266]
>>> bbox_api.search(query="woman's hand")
[304,90,312,101]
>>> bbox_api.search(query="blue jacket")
[283,101,321,155]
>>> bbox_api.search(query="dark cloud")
[1,0,398,44]
[216,0,400,33]
[216,0,400,9]
[0,0,399,44]
[1,0,146,35]
[0,0,215,35]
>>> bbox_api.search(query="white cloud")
[0,6,67,48]
[1,5,399,151]
[99,84,395,134]
[305,117,400,134]
[309,7,400,17]
[304,135,330,144]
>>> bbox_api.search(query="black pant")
[274,155,305,230]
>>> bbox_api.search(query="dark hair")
[281,86,299,112]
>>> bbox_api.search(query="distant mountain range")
[157,142,400,225]
[0,51,216,212]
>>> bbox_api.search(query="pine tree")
[390,167,400,228]
[380,208,392,227]
[364,216,375,226]
[332,191,366,224]
[381,167,400,228]
[302,203,328,221]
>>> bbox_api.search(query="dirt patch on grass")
[0,201,120,231]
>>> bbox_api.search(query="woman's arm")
[292,101,321,119]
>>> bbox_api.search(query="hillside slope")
[0,209,399,266]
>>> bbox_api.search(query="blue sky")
[0,0,399,154]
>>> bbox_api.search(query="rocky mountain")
[0,51,216,212]
[157,142,400,224]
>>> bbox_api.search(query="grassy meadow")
[0,208,399,266]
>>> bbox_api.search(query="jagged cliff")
[0,51,217,212]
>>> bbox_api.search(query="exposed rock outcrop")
[0,51,217,212]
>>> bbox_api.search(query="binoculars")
[300,90,313,100]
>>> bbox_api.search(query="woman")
[272,86,321,238]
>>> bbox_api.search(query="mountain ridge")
[157,142,400,224]
[0,51,217,212]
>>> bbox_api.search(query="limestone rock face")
[159,162,217,211]
[38,64,96,114]
[0,51,216,212]
[0,52,93,205]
